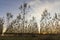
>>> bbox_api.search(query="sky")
[0,0,60,20]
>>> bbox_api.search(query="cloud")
[40,0,60,2]
[28,0,60,16]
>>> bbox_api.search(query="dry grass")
[0,33,60,40]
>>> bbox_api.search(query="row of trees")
[2,3,38,34]
[0,3,60,34]
[40,9,60,34]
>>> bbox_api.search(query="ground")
[0,33,60,40]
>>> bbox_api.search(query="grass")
[0,33,60,40]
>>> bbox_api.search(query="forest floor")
[0,33,60,40]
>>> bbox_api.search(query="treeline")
[40,10,60,34]
[1,3,38,34]
[0,3,60,34]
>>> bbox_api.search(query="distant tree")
[28,16,38,33]
[6,13,13,33]
[6,13,13,26]
[19,3,30,33]
[13,14,22,33]
[0,17,4,34]
[40,9,52,34]
[17,14,21,20]
[55,13,58,19]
